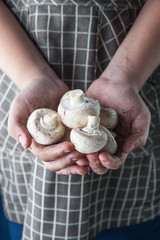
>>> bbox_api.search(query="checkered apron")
[1,0,160,239]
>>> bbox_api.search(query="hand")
[85,77,151,175]
[8,71,88,175]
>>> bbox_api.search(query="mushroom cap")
[109,130,117,138]
[57,89,100,129]
[100,126,117,154]
[70,128,108,154]
[27,108,65,145]
[70,116,108,154]
[58,126,71,143]
[100,107,118,130]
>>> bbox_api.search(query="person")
[0,0,160,239]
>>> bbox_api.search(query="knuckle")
[43,162,56,172]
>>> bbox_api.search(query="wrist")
[17,63,60,90]
[18,66,69,111]
[100,55,146,92]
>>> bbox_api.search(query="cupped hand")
[8,71,88,175]
[85,77,151,175]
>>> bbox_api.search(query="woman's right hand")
[8,70,88,175]
[1,1,88,175]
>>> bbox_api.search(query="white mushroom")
[109,130,117,138]
[100,126,117,154]
[100,107,118,130]
[59,126,71,142]
[27,108,65,145]
[70,116,108,154]
[57,89,100,129]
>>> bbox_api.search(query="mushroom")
[100,107,118,130]
[109,130,117,138]
[70,116,108,154]
[58,126,71,143]
[27,108,65,145]
[57,89,100,129]
[100,126,117,154]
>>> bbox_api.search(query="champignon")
[59,126,71,142]
[70,116,108,154]
[100,107,118,130]
[27,108,65,145]
[57,89,100,129]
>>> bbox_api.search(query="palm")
[8,76,69,147]
[19,78,68,114]
[8,77,89,175]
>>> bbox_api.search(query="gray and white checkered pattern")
[1,0,160,239]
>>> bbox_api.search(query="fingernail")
[64,147,74,154]
[130,144,136,152]
[19,135,26,149]
[71,157,78,161]
[99,155,109,162]
[64,150,72,154]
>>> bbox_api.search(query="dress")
[0,0,160,239]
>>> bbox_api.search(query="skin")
[86,78,150,174]
[1,0,160,175]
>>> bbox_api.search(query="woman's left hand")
[85,77,151,175]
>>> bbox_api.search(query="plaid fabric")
[0,0,160,239]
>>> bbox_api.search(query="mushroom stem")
[70,115,108,154]
[69,89,84,106]
[58,89,100,129]
[82,116,100,133]
[40,113,57,130]
[100,107,118,130]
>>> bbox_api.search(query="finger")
[29,141,75,161]
[75,157,89,167]
[99,152,128,170]
[43,150,85,172]
[56,164,88,175]
[87,153,109,175]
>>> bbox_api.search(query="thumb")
[8,104,32,149]
[122,105,151,154]
[8,120,32,149]
[122,114,150,153]
[122,133,147,153]
[18,125,32,149]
